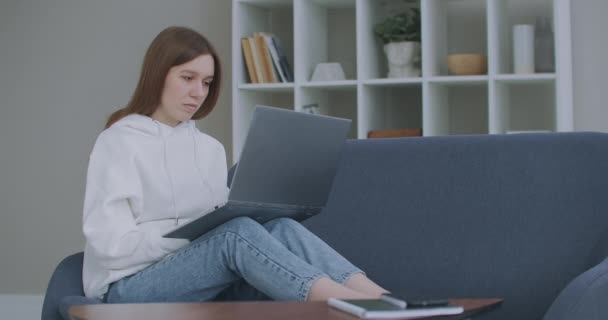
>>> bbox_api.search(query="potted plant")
[374,8,421,78]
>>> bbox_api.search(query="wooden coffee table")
[70,298,502,320]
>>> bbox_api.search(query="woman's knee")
[195,217,268,253]
[221,216,264,234]
[263,217,302,233]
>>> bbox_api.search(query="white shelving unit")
[232,0,572,162]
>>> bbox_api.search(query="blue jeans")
[105,217,363,302]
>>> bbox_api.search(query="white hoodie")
[82,114,229,299]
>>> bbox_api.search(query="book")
[254,32,278,83]
[327,297,464,319]
[261,33,288,82]
[241,38,258,83]
[248,36,266,83]
[270,36,293,82]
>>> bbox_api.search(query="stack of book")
[241,32,293,84]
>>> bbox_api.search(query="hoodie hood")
[113,113,196,137]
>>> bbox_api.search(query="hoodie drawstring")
[155,121,180,226]
[190,126,217,205]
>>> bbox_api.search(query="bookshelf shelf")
[299,80,357,89]
[363,78,423,87]
[232,0,573,162]
[494,73,556,83]
[238,83,295,92]
[427,76,489,85]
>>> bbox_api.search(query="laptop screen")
[228,105,351,207]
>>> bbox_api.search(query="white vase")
[384,41,421,78]
[513,24,535,74]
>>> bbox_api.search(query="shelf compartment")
[491,80,555,134]
[294,0,357,82]
[424,82,489,136]
[296,86,358,139]
[360,83,423,139]
[235,0,294,85]
[358,0,420,80]
[489,0,555,75]
[423,0,488,77]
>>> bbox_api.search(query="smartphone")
[407,299,450,308]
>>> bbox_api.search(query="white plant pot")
[384,41,421,78]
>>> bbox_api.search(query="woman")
[83,26,389,303]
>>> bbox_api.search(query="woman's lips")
[184,104,198,111]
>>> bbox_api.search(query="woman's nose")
[191,83,205,97]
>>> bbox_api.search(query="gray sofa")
[43,132,608,320]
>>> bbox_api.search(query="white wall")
[0,0,231,295]
[196,1,233,161]
[0,295,44,320]
[0,0,606,300]
[571,0,608,132]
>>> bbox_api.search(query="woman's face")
[152,54,215,127]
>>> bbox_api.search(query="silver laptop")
[164,105,352,240]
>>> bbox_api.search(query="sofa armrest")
[42,252,88,320]
[543,258,608,320]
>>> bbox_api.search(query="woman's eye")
[203,81,212,87]
[182,76,193,81]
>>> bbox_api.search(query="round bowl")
[447,54,488,75]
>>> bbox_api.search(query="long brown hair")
[105,26,222,128]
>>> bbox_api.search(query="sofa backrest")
[304,132,608,320]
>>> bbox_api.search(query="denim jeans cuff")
[336,269,365,284]
[299,273,327,301]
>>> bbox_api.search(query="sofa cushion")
[304,133,608,320]
[587,230,608,269]
[543,257,608,320]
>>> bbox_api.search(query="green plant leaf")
[374,7,421,44]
